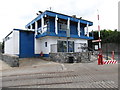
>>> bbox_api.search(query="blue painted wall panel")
[80,26,85,36]
[70,22,78,35]
[19,31,34,58]
[49,18,55,33]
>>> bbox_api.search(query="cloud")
[0,0,119,42]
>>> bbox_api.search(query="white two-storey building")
[4,10,93,58]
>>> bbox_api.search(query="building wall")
[49,17,55,33]
[19,31,34,58]
[35,36,88,55]
[70,21,78,35]
[13,30,19,54]
[48,17,86,36]
[74,39,87,52]
[4,30,88,58]
[36,36,57,55]
[4,31,19,55]
[35,39,41,54]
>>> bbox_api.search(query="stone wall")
[49,52,92,63]
[0,53,19,67]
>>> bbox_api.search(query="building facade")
[4,10,93,58]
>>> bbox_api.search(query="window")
[45,42,47,47]
[58,20,67,30]
[57,41,74,52]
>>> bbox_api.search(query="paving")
[1,57,118,88]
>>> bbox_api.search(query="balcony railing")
[37,25,47,34]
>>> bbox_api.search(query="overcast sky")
[0,0,119,42]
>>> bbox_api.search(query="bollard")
[98,54,100,65]
[40,51,43,57]
[98,54,103,65]
[112,51,114,60]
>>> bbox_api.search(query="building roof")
[25,10,93,28]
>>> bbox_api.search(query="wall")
[48,17,86,37]
[0,53,19,67]
[35,39,41,54]
[36,36,57,55]
[74,39,87,52]
[4,30,19,55]
[49,17,55,33]
[49,52,92,63]
[13,30,19,54]
[19,31,34,58]
[70,21,78,35]
[35,36,88,55]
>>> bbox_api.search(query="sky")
[0,0,119,42]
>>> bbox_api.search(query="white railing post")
[78,20,80,37]
[67,18,70,37]
[55,15,58,34]
[41,15,44,33]
[30,24,33,29]
[86,22,89,37]
[35,21,38,35]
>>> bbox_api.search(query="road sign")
[92,39,101,42]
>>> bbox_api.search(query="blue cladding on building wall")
[19,31,34,58]
[80,26,85,36]
[49,18,55,32]
[70,22,78,35]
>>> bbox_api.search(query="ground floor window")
[57,40,74,52]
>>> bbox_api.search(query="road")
[1,60,118,88]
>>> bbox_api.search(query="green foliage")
[92,29,120,43]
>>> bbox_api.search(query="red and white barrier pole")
[97,10,103,65]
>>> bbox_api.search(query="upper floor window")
[58,20,67,30]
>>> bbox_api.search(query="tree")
[92,29,120,43]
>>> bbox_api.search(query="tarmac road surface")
[1,59,118,88]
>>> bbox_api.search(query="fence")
[102,43,120,60]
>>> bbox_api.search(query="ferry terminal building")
[4,10,93,58]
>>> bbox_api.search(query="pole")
[106,43,108,60]
[97,10,101,50]
[97,10,103,65]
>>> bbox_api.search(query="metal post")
[97,10,103,65]
[106,43,108,60]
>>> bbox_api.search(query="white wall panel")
[34,36,88,54]
[13,31,19,54]
[4,30,19,55]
